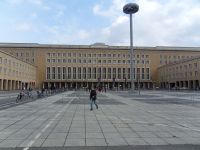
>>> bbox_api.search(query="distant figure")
[19,91,23,99]
[90,88,98,111]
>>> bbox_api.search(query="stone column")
[147,82,150,89]
[59,82,61,89]
[193,80,196,90]
[12,80,15,90]
[5,80,8,90]
[188,81,191,89]
[65,82,67,88]
[0,79,3,90]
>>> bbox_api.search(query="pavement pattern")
[0,90,200,150]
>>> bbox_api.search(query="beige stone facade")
[0,50,36,90]
[0,43,200,90]
[158,56,200,90]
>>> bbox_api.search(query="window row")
[160,55,194,59]
[165,71,199,79]
[15,52,34,57]
[166,63,198,72]
[47,52,149,59]
[46,59,150,64]
[46,67,150,80]
[0,57,33,69]
[0,67,35,78]
[160,55,195,65]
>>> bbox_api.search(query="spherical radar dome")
[123,3,139,14]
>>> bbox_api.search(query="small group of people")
[17,89,33,101]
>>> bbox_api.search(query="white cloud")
[7,0,43,5]
[93,0,126,18]
[15,23,33,32]
[7,0,51,10]
[78,30,90,40]
[45,25,91,44]
[92,0,200,46]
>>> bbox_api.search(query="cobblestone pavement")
[0,90,200,150]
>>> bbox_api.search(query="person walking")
[90,88,98,111]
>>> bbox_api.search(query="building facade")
[158,56,200,90]
[0,43,200,90]
[0,50,36,90]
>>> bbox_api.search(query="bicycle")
[16,92,24,103]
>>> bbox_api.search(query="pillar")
[13,81,15,90]
[10,80,12,90]
[18,81,20,90]
[0,79,3,90]
[147,82,150,89]
[188,81,191,89]
[193,80,196,90]
[5,80,8,90]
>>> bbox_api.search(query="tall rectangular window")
[118,68,121,79]
[123,68,126,79]
[78,67,81,79]
[83,67,86,79]
[108,68,111,79]
[113,68,116,79]
[68,67,71,79]
[98,68,101,79]
[52,67,56,79]
[137,68,140,80]
[128,68,130,79]
[103,68,106,79]
[133,68,136,79]
[63,67,66,79]
[142,68,145,79]
[88,67,91,79]
[146,68,150,79]
[47,67,50,80]
[73,67,76,79]
[57,67,61,79]
[93,68,96,79]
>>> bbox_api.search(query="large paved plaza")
[0,90,200,150]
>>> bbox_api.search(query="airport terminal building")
[0,43,200,90]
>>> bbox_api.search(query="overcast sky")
[0,0,200,47]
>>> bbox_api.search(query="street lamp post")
[123,3,139,92]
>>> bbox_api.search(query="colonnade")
[43,81,153,90]
[0,79,35,91]
[160,80,200,90]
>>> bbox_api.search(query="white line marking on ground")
[35,133,41,139]
[22,96,74,150]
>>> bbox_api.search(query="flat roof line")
[0,43,200,51]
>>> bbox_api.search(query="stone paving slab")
[0,90,200,149]
[0,145,189,150]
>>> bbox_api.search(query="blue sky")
[0,0,200,46]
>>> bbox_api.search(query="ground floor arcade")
[160,80,200,90]
[0,79,35,91]
[43,81,154,90]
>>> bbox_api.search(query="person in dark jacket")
[90,88,98,111]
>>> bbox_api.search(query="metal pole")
[130,13,134,92]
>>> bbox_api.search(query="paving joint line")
[40,98,74,147]
[23,92,74,149]
[93,105,109,146]
[83,93,87,146]
[63,96,79,146]
[0,97,58,137]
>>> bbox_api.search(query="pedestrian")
[90,87,98,111]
